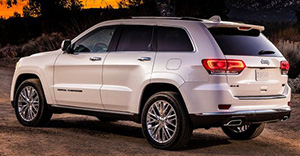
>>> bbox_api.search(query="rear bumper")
[179,82,291,114]
[190,107,291,128]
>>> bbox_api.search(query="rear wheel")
[141,91,192,150]
[14,79,52,127]
[222,123,265,140]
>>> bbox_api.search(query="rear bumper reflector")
[235,94,286,100]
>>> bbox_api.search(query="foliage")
[23,0,41,17]
[170,0,229,19]
[0,33,64,58]
[20,33,64,56]
[6,0,83,18]
[296,5,300,29]
[269,26,300,42]
[274,40,300,79]
[116,0,229,18]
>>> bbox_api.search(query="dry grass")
[270,27,300,42]
[0,33,64,58]
[274,40,300,93]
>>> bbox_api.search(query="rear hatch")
[209,28,288,97]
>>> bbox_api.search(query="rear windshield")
[209,28,282,57]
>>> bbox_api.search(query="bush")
[269,26,300,42]
[274,40,300,79]
[19,32,65,57]
[0,44,20,58]
[0,32,65,58]
[274,40,300,93]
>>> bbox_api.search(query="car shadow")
[47,118,144,138]
[185,132,231,150]
[47,117,231,150]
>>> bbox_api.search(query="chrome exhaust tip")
[224,119,243,127]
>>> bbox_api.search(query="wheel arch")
[138,83,189,123]
[11,72,53,107]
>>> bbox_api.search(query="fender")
[11,66,56,105]
[10,50,61,106]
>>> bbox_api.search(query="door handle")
[137,57,151,62]
[90,57,102,61]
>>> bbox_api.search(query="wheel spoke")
[154,102,161,117]
[164,125,173,136]
[20,92,29,102]
[148,112,159,120]
[148,123,159,134]
[30,89,36,99]
[166,119,176,128]
[155,126,161,141]
[159,101,164,116]
[162,104,170,116]
[19,104,27,112]
[228,124,251,133]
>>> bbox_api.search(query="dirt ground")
[0,59,300,156]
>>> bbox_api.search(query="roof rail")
[123,16,203,21]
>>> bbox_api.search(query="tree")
[296,6,300,30]
[117,0,160,16]
[116,0,229,19]
[12,12,21,18]
[6,0,83,18]
[171,0,229,19]
[23,0,41,17]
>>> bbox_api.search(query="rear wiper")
[258,50,275,55]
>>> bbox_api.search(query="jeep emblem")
[261,59,270,65]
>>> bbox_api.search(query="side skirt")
[49,104,140,123]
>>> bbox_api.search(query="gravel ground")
[0,59,299,156]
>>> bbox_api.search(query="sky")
[0,0,120,18]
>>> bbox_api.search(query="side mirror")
[61,39,74,54]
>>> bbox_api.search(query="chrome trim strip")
[196,108,291,116]
[50,104,134,116]
[235,95,286,100]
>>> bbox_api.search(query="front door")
[54,26,117,109]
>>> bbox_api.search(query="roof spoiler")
[203,15,265,31]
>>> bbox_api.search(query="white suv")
[11,16,291,149]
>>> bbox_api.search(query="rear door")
[101,24,156,112]
[209,28,288,97]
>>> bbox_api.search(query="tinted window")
[73,26,116,53]
[117,25,153,51]
[209,28,282,57]
[157,27,193,52]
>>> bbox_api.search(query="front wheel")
[14,79,52,127]
[221,123,265,140]
[141,91,192,150]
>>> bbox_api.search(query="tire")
[221,123,265,140]
[96,116,118,122]
[14,79,52,127]
[141,91,193,150]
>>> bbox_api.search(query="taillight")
[202,59,246,75]
[280,61,290,75]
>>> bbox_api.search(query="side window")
[73,26,116,53]
[116,25,154,51]
[157,27,193,52]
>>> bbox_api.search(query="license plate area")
[256,70,269,81]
